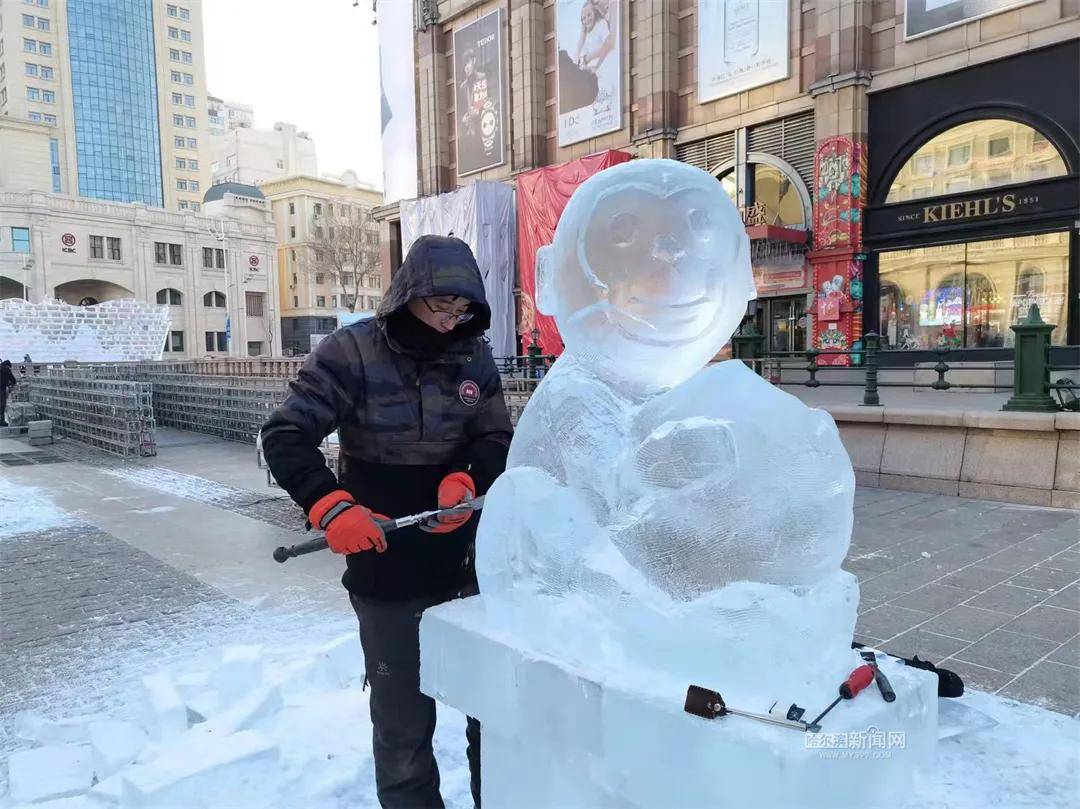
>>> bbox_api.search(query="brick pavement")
[849,488,1080,715]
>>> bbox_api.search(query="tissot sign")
[865,176,1078,239]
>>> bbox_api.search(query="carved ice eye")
[610,212,639,248]
[688,209,713,241]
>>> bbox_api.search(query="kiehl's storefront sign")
[865,176,1078,239]
[918,192,1017,223]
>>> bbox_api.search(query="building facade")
[259,173,384,356]
[0,0,211,213]
[384,0,1078,361]
[207,94,254,137]
[0,180,280,358]
[210,122,318,187]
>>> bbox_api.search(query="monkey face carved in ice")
[536,159,755,393]
[476,159,858,700]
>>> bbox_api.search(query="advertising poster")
[697,0,789,103]
[377,1,418,204]
[904,0,1039,40]
[453,10,506,176]
[556,0,622,147]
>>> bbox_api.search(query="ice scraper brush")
[273,496,486,562]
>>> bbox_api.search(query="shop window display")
[878,232,1070,349]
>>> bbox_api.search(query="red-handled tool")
[806,665,875,730]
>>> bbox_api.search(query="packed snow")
[0,477,77,537]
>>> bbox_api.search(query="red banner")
[516,149,632,355]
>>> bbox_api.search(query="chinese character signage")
[454,10,507,176]
[814,136,866,250]
[556,0,622,147]
[904,0,1039,40]
[697,0,789,103]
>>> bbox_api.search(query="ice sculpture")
[421,159,937,808]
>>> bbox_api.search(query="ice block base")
[421,597,938,809]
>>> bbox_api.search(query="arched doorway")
[53,280,134,306]
[714,155,813,354]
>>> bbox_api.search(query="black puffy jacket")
[262,236,513,601]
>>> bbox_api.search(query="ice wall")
[0,299,170,363]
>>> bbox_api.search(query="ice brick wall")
[0,299,170,363]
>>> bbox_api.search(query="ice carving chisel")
[859,650,896,703]
[806,665,875,729]
[273,496,486,562]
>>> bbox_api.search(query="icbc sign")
[248,255,260,269]
[61,233,76,254]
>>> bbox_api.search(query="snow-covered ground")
[0,477,77,537]
[1,605,1076,809]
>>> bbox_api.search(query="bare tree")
[301,199,381,313]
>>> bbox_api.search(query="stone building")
[210,122,319,187]
[207,95,255,137]
[378,0,1078,361]
[0,177,280,359]
[259,172,384,356]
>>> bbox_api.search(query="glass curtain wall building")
[67,0,164,206]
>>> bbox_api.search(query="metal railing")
[732,306,1079,412]
[496,353,557,380]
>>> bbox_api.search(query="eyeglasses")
[423,297,473,324]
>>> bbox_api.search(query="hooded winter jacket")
[261,236,513,601]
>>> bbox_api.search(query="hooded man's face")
[408,295,472,334]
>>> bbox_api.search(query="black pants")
[350,590,481,809]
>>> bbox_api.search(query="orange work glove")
[424,472,476,534]
[308,489,388,554]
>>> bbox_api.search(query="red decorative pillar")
[809,136,867,366]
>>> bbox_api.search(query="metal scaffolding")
[150,374,291,443]
[28,377,156,458]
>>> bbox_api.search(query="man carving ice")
[263,235,512,808]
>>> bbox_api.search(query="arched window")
[715,157,809,229]
[1016,267,1044,297]
[203,291,226,308]
[156,288,182,306]
[886,119,1068,203]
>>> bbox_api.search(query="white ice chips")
[477,158,859,704]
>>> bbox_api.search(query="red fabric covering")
[516,150,632,355]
